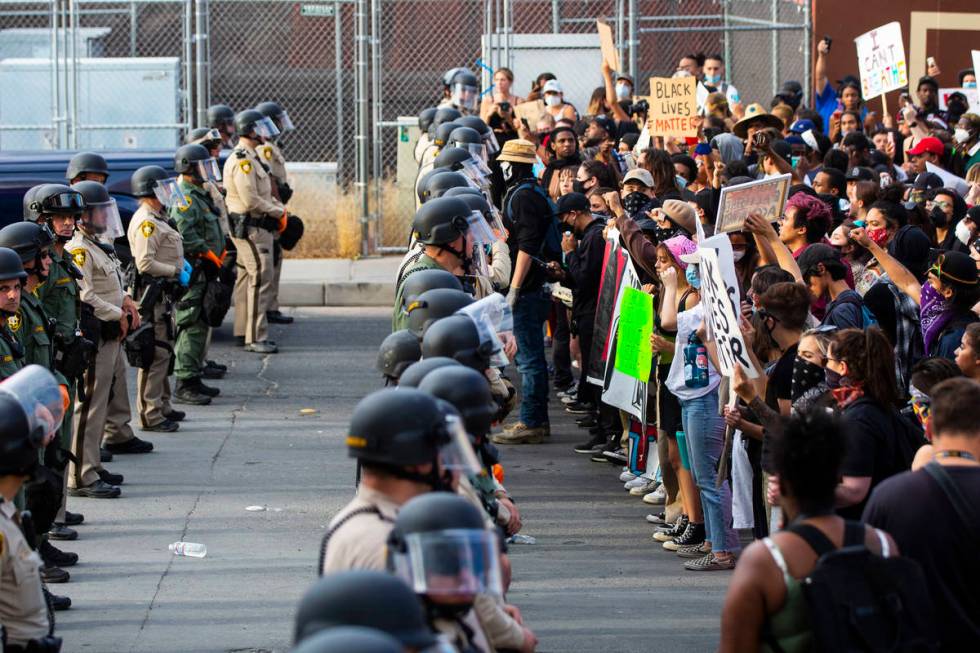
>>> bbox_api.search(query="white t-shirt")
[666,304,721,401]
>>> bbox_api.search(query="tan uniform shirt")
[0,499,49,646]
[67,231,124,322]
[222,143,284,219]
[127,204,183,279]
[257,141,288,184]
[320,485,400,574]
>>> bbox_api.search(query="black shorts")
[656,365,682,438]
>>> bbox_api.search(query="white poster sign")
[854,22,908,100]
[697,248,758,378]
[600,257,647,421]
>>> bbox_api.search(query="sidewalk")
[279,256,401,306]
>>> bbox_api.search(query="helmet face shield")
[254,115,281,139]
[451,83,479,112]
[457,294,512,367]
[84,198,123,240]
[439,414,483,475]
[196,158,221,183]
[464,211,497,246]
[460,158,491,187]
[392,529,502,599]
[484,130,500,155]
[153,178,188,209]
[41,190,85,214]
[0,364,66,448]
[278,111,295,132]
[462,142,489,165]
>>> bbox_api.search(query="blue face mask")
[676,175,688,190]
[965,81,977,89]
[685,264,701,289]
[704,73,721,86]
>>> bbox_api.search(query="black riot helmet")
[293,571,438,649]
[452,192,494,223]
[418,366,497,440]
[130,165,170,198]
[433,121,460,148]
[448,126,481,147]
[411,196,470,245]
[418,107,438,134]
[386,493,501,617]
[421,315,495,373]
[174,143,210,175]
[0,366,66,477]
[0,223,54,281]
[22,185,42,222]
[406,288,474,337]
[433,107,462,128]
[457,115,491,138]
[376,329,422,384]
[346,388,450,467]
[66,152,108,183]
[291,628,403,653]
[433,146,476,172]
[398,357,462,388]
[207,104,235,129]
[235,109,279,140]
[442,186,484,199]
[185,127,223,149]
[399,268,463,311]
[420,171,472,204]
[0,246,27,282]
[256,100,294,133]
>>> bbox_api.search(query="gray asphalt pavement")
[57,307,726,653]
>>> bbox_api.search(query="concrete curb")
[280,281,394,307]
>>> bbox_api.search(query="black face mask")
[791,356,826,402]
[622,192,649,217]
[651,225,679,244]
[929,206,949,228]
[572,180,588,195]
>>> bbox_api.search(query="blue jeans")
[512,288,550,427]
[680,390,739,553]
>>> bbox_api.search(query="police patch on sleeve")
[6,312,21,333]
[262,146,273,160]
[140,220,156,238]
[177,196,193,213]
[70,248,86,267]
[239,160,253,174]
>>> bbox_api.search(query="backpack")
[504,181,563,262]
[788,520,939,653]
[846,397,927,475]
[835,292,879,329]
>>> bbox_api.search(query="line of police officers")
[0,101,303,652]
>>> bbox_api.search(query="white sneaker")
[624,477,648,490]
[629,479,659,496]
[560,394,578,405]
[642,484,667,505]
[619,469,637,483]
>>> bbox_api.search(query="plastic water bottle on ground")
[507,534,537,545]
[169,542,207,558]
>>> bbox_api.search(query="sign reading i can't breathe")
[647,77,697,137]
[854,22,908,100]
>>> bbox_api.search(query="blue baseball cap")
[789,119,815,134]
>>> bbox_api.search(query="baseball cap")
[929,250,978,287]
[552,192,590,217]
[590,115,617,138]
[907,136,944,157]
[912,171,944,191]
[622,168,654,188]
[797,243,843,277]
[542,80,562,94]
[789,118,815,134]
[845,166,875,182]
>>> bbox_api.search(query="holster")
[123,322,157,369]
[276,180,294,204]
[229,213,279,237]
[54,331,95,380]
[99,318,121,342]
[78,304,101,346]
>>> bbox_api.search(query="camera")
[627,99,649,116]
[498,101,511,112]
[752,131,771,150]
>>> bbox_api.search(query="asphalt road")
[56,307,727,653]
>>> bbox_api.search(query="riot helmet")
[346,388,450,472]
[418,365,497,440]
[399,268,463,311]
[66,152,108,183]
[0,366,66,477]
[432,107,462,129]
[235,109,280,141]
[398,357,462,389]
[405,288,474,337]
[421,314,496,373]
[207,103,235,129]
[174,144,220,184]
[293,571,439,649]
[448,126,487,164]
[376,329,422,384]
[387,492,502,617]
[457,115,499,155]
[291,627,403,653]
[256,100,294,133]
[412,196,471,246]
[444,69,479,112]
[419,171,474,204]
[433,147,489,187]
[72,180,123,240]
[22,185,41,222]
[131,165,187,209]
[433,121,460,148]
[185,127,223,152]
[0,223,54,282]
[418,107,439,134]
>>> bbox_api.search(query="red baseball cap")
[907,136,944,157]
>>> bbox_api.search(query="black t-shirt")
[863,281,898,345]
[863,466,980,651]
[505,179,552,293]
[765,343,797,411]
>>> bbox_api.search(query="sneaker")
[676,541,713,559]
[573,433,606,454]
[245,340,278,353]
[564,401,594,415]
[602,448,628,464]
[104,437,153,455]
[556,388,577,400]
[646,512,668,525]
[491,423,550,445]
[619,469,638,483]
[629,479,659,496]
[663,521,706,551]
[560,394,579,405]
[68,480,120,499]
[624,477,649,490]
[684,552,736,571]
[40,563,69,583]
[642,485,667,504]
[142,419,179,433]
[575,416,598,429]
[653,515,688,542]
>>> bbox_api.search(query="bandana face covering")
[791,357,825,402]
[622,192,649,217]
[867,227,889,248]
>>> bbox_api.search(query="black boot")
[174,378,212,405]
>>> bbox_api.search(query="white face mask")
[615,83,631,100]
[732,250,746,262]
[954,128,971,144]
[544,94,562,108]
[955,220,973,245]
[499,160,513,182]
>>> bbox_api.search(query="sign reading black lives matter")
[697,247,757,378]
[714,173,791,234]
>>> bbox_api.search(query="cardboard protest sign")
[513,100,545,129]
[647,77,698,137]
[596,20,621,71]
[587,230,628,385]
[613,286,653,383]
[926,161,970,197]
[939,88,980,115]
[697,248,758,379]
[854,22,908,100]
[714,174,791,234]
[600,258,648,421]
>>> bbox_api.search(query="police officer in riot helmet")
[456,115,500,157]
[420,171,474,204]
[432,121,461,150]
[440,68,480,114]
[398,357,462,389]
[433,146,479,173]
[421,314,496,374]
[291,628,403,653]
[392,197,473,331]
[207,103,236,148]
[405,288,474,337]
[432,107,462,134]
[66,152,108,185]
[293,571,445,651]
[397,268,463,314]
[376,329,421,386]
[255,101,295,137]
[416,107,439,164]
[319,388,457,575]
[387,492,501,652]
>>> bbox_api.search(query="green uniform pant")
[174,280,207,380]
